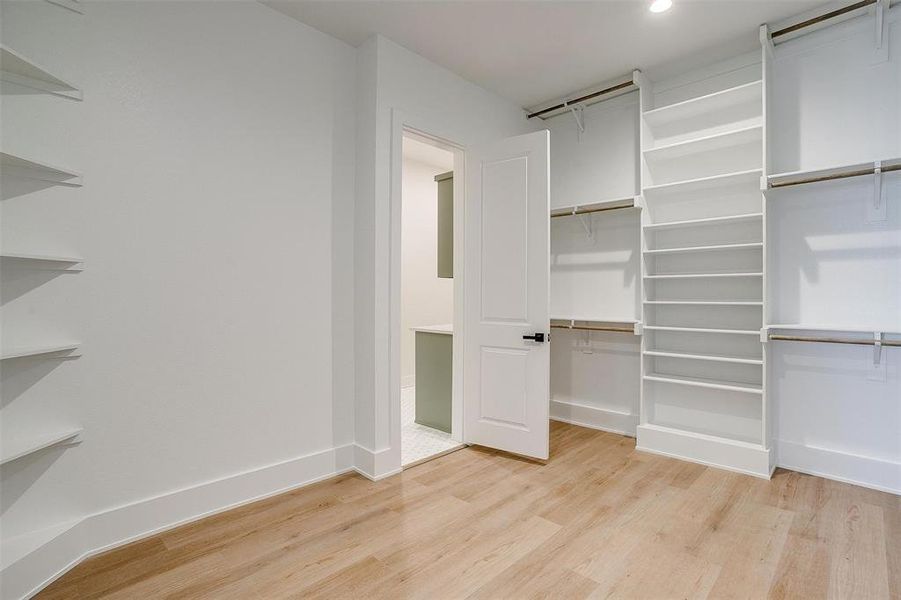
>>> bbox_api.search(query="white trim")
[352,443,400,481]
[400,374,416,388]
[777,440,901,495]
[549,400,637,437]
[2,444,355,600]
[636,424,773,478]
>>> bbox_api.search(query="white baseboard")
[2,444,355,600]
[636,424,773,479]
[549,400,637,437]
[777,440,900,495]
[353,443,402,481]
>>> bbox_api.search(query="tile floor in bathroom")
[401,386,462,466]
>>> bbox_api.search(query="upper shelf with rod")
[550,317,642,335]
[0,45,82,100]
[767,157,901,188]
[551,196,640,218]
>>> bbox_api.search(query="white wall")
[767,9,901,493]
[353,35,536,476]
[0,1,356,596]
[400,157,453,387]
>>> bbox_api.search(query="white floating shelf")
[1,252,84,270]
[644,213,763,231]
[0,518,82,571]
[0,45,81,99]
[645,301,762,306]
[768,157,901,189]
[644,373,763,394]
[644,325,760,336]
[643,168,762,199]
[644,349,763,365]
[643,81,763,129]
[1,151,83,187]
[1,342,80,360]
[551,196,638,217]
[644,125,762,160]
[644,272,763,280]
[767,324,901,335]
[0,428,82,466]
[644,242,762,255]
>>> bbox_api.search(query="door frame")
[388,109,467,474]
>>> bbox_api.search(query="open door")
[463,130,550,460]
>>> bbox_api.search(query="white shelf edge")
[643,373,763,394]
[643,212,763,231]
[644,272,763,279]
[0,518,83,571]
[642,168,762,196]
[550,195,638,216]
[0,428,82,466]
[44,0,84,14]
[1,252,84,269]
[643,325,760,336]
[643,124,762,157]
[550,316,639,324]
[0,45,82,100]
[638,423,764,451]
[643,80,763,120]
[644,301,763,306]
[1,342,81,360]
[643,350,763,365]
[768,157,901,188]
[644,242,762,255]
[1,150,83,186]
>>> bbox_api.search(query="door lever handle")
[522,333,547,343]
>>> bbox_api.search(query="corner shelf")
[1,151,83,187]
[1,343,80,361]
[1,252,84,270]
[643,81,762,130]
[0,45,81,100]
[0,428,82,466]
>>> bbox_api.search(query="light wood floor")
[41,422,900,599]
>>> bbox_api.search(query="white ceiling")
[265,0,825,108]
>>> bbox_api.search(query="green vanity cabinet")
[435,171,453,279]
[413,325,452,433]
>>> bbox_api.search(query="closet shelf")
[768,157,901,189]
[644,301,762,306]
[1,342,80,360]
[0,428,82,466]
[643,168,761,199]
[1,252,84,270]
[0,518,82,571]
[643,125,762,161]
[643,325,760,336]
[643,373,763,394]
[644,272,762,280]
[550,317,640,334]
[644,242,762,255]
[0,45,81,99]
[643,80,762,129]
[644,350,763,365]
[767,324,901,335]
[643,213,762,231]
[1,151,83,187]
[551,196,637,217]
[640,423,763,450]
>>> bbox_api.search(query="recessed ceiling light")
[650,0,673,13]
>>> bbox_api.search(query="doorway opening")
[400,131,465,467]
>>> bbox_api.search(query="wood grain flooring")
[40,422,900,599]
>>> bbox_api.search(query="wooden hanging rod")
[527,79,636,120]
[551,324,636,333]
[770,162,901,188]
[551,199,636,218]
[771,0,877,38]
[769,334,901,347]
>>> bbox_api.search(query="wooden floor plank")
[39,423,900,599]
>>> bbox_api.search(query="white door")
[463,130,550,460]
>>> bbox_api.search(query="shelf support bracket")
[874,0,889,62]
[873,332,883,365]
[563,100,585,141]
[868,160,887,222]
[577,212,593,239]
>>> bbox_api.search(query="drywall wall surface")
[354,35,536,470]
[1,1,356,591]
[400,158,454,387]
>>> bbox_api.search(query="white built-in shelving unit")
[635,63,771,477]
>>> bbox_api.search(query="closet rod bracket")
[577,213,593,239]
[868,160,887,222]
[563,99,586,141]
[873,332,883,364]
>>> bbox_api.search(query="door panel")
[464,130,550,460]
